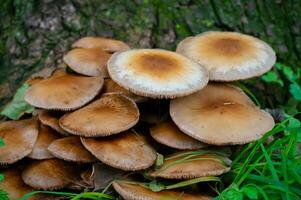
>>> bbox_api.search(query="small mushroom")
[63,48,111,77]
[59,94,139,137]
[81,131,157,171]
[48,136,96,163]
[0,169,34,200]
[176,31,276,81]
[72,37,130,52]
[113,180,212,200]
[150,121,207,150]
[107,49,209,98]
[0,118,39,164]
[170,83,275,145]
[38,109,69,136]
[149,151,231,179]
[22,159,78,190]
[28,124,60,160]
[25,71,104,111]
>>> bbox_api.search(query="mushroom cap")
[107,49,209,98]
[59,94,139,137]
[25,71,104,111]
[113,181,212,200]
[48,136,96,163]
[63,48,111,77]
[28,124,60,160]
[38,109,69,136]
[103,78,147,103]
[81,131,157,171]
[170,83,275,145]
[22,159,77,190]
[0,169,34,200]
[149,151,231,179]
[150,121,207,150]
[72,37,130,52]
[0,118,39,164]
[176,31,276,81]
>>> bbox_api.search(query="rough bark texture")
[0,0,300,106]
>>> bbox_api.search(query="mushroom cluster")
[0,32,276,200]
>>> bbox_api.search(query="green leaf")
[149,181,165,192]
[215,184,243,200]
[241,185,258,199]
[155,153,164,168]
[0,190,9,200]
[1,83,34,120]
[289,82,301,101]
[0,138,4,147]
[0,174,4,182]
[261,71,284,86]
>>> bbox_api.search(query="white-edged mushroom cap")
[108,49,209,98]
[176,31,276,81]
[170,83,275,145]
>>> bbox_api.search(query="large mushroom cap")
[48,136,96,163]
[113,181,212,200]
[149,151,231,179]
[0,118,39,164]
[25,71,104,111]
[28,124,60,160]
[22,159,77,190]
[107,49,209,98]
[0,169,33,200]
[63,48,111,77]
[81,131,157,171]
[38,109,69,136]
[72,37,130,52]
[176,31,276,81]
[60,94,139,137]
[170,83,275,145]
[150,121,207,150]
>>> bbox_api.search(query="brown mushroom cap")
[25,71,104,111]
[176,31,276,81]
[107,49,209,98]
[59,94,139,137]
[72,37,130,52]
[0,169,34,200]
[170,83,275,145]
[81,131,157,171]
[48,136,96,163]
[103,78,147,103]
[22,159,77,190]
[38,109,69,136]
[28,124,60,160]
[149,151,230,179]
[0,118,39,164]
[63,48,111,77]
[150,121,207,150]
[113,181,212,200]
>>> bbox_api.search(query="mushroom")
[103,78,147,103]
[72,37,130,52]
[150,121,207,150]
[0,118,39,164]
[21,159,78,190]
[149,151,231,179]
[59,94,139,137]
[37,109,69,136]
[25,71,104,111]
[63,48,111,77]
[113,180,212,200]
[28,124,60,160]
[0,169,34,200]
[170,83,275,145]
[81,131,157,171]
[107,49,209,98]
[48,136,96,163]
[176,31,276,81]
